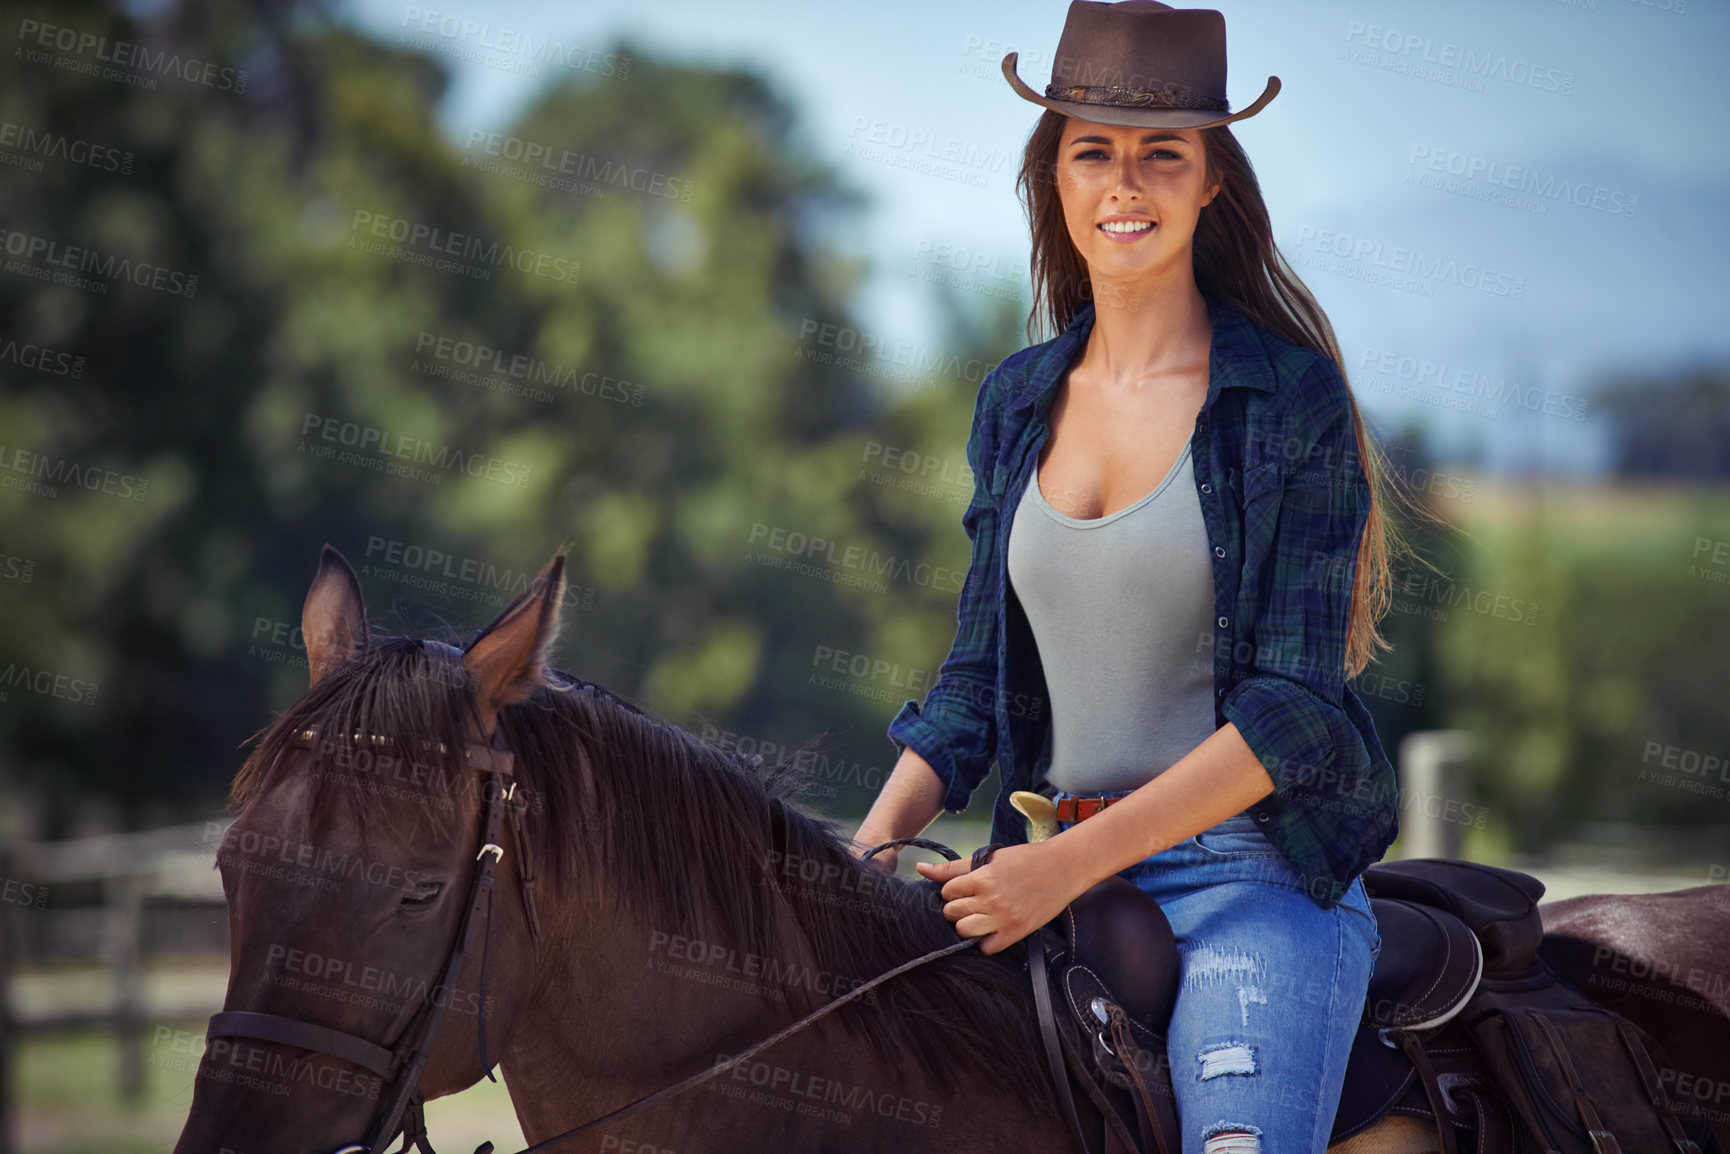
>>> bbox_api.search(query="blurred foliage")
[1594,366,1730,480]
[1,0,1725,860]
[0,0,1018,829]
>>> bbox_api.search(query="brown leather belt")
[1054,794,1126,823]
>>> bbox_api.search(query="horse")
[174,545,1728,1153]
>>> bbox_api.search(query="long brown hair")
[1015,109,1429,676]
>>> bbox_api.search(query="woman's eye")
[402,879,444,909]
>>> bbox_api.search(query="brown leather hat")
[1002,0,1280,130]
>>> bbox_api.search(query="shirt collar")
[1005,289,1279,414]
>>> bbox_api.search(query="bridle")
[202,716,987,1154]
[205,719,544,1154]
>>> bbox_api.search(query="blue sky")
[339,0,1730,475]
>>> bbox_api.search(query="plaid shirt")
[886,291,1399,908]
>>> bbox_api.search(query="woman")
[852,4,1420,1152]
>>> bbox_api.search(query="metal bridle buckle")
[477,843,504,863]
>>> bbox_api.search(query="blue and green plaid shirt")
[886,290,1399,908]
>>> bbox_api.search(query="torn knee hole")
[1202,1130,1261,1153]
[1196,1041,1259,1080]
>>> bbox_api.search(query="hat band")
[1044,82,1228,113]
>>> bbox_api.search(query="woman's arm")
[849,747,948,872]
[916,720,1274,954]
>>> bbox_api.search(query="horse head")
[175,544,565,1153]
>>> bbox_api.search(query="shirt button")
[1200,483,1213,494]
[1217,616,1229,629]
[1213,546,1226,558]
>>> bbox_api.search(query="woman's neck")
[1081,263,1212,390]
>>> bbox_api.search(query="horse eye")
[402,879,444,909]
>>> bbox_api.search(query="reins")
[499,834,990,1154]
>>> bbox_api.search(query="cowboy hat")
[1002,0,1280,130]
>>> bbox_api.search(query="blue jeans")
[1054,790,1382,1154]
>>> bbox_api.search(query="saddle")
[1025,858,1721,1154]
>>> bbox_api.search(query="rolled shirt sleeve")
[887,368,1005,814]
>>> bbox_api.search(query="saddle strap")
[1106,1003,1171,1154]
[1392,1028,1462,1154]
[1527,1012,1622,1154]
[1611,1020,1704,1154]
[1031,933,1091,1154]
[1457,1083,1519,1154]
[1057,1011,1150,1154]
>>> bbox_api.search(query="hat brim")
[1000,51,1279,130]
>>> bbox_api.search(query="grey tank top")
[1006,443,1219,794]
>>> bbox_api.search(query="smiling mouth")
[1098,220,1155,238]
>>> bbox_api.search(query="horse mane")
[229,635,1057,1109]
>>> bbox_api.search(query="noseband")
[205,722,544,1154]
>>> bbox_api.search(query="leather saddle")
[1025,867,1486,1154]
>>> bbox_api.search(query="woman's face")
[1053,116,1220,288]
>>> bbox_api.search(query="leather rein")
[203,723,987,1154]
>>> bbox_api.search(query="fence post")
[1397,730,1471,859]
[0,847,14,1154]
[104,874,145,1103]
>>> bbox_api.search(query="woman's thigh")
[1122,829,1379,1153]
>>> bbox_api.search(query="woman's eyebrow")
[1067,133,1187,146]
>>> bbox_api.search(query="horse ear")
[463,553,565,736]
[303,544,368,687]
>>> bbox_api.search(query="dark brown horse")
[175,545,1729,1154]
[175,545,1061,1153]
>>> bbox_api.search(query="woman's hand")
[915,841,1083,956]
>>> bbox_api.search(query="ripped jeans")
[1055,793,1382,1154]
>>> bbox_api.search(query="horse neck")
[497,881,1062,1153]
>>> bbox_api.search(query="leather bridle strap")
[362,724,515,1153]
[205,1010,400,1079]
[204,723,521,1154]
